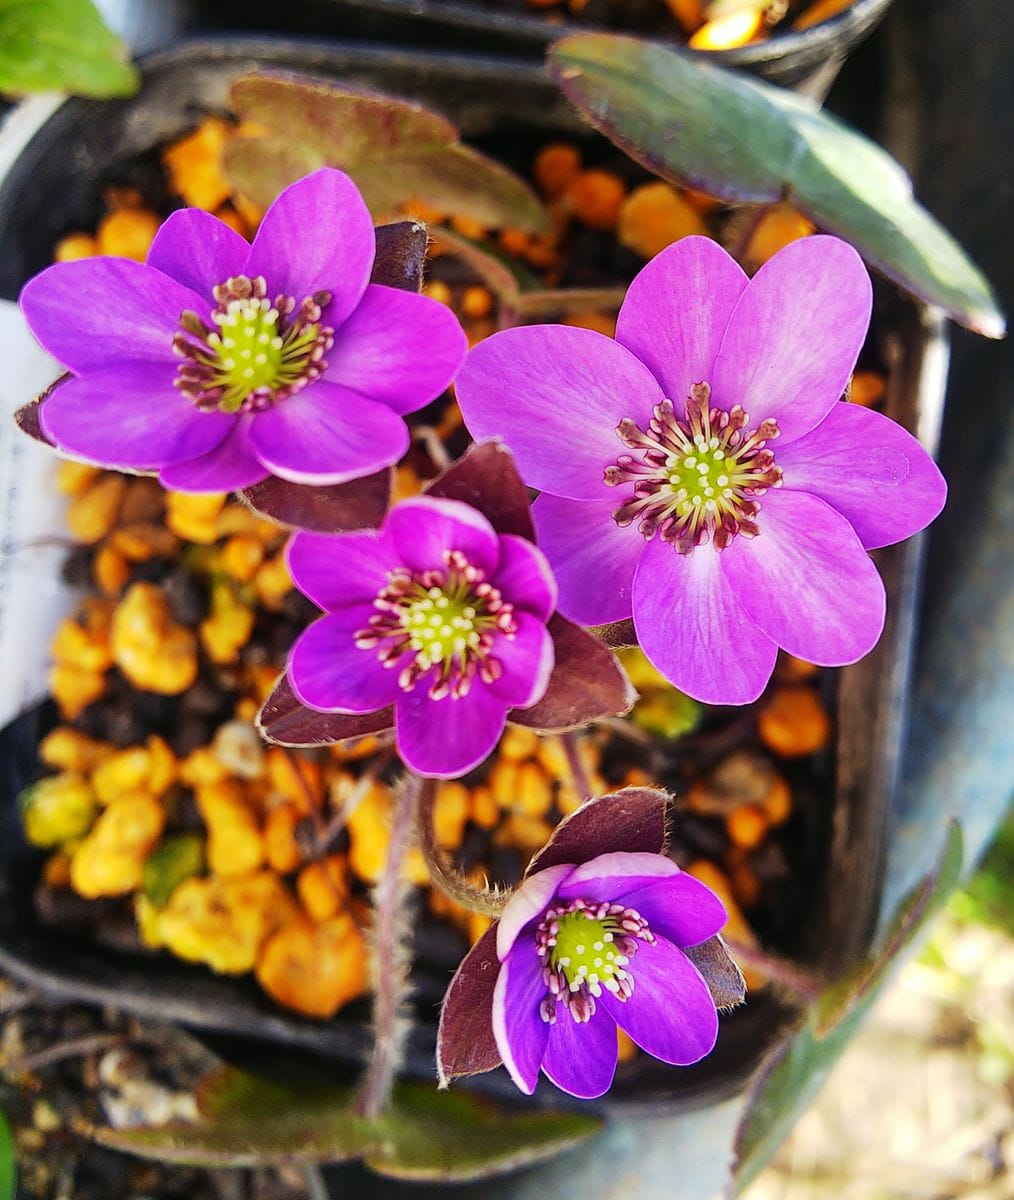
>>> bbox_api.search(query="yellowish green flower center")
[550,910,629,994]
[401,588,483,667]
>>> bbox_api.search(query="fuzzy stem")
[355,773,420,1120]
[560,731,594,803]
[416,776,510,916]
[723,938,823,1007]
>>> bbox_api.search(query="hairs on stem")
[416,777,510,917]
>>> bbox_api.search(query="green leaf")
[225,72,548,233]
[0,1111,15,1200]
[142,834,205,908]
[549,35,1004,338]
[0,0,138,97]
[94,1068,601,1181]
[732,821,964,1194]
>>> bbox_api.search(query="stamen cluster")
[354,549,518,701]
[173,274,334,414]
[605,382,782,554]
[535,898,654,1025]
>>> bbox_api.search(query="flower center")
[173,275,334,414]
[354,549,518,701]
[535,899,654,1025]
[604,381,782,554]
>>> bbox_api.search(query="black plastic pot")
[0,37,946,1116]
[205,0,895,88]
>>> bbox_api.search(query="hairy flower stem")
[560,731,594,804]
[416,777,510,917]
[356,773,421,1120]
[722,938,823,1006]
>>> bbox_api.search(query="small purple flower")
[285,494,557,777]
[456,235,947,704]
[20,169,467,492]
[490,851,726,1098]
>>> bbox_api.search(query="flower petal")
[248,383,409,487]
[324,284,467,415]
[158,415,267,492]
[616,873,728,949]
[491,938,551,1095]
[602,937,718,1065]
[288,609,400,714]
[722,488,886,664]
[532,494,643,625]
[496,863,576,961]
[39,364,232,470]
[456,325,666,501]
[20,257,203,373]
[558,852,681,904]
[243,169,374,327]
[395,680,508,779]
[712,236,872,442]
[286,529,399,613]
[633,538,777,705]
[384,495,500,577]
[775,402,947,550]
[147,207,250,297]
[541,1006,619,1100]
[491,534,557,622]
[615,236,749,402]
[487,612,555,710]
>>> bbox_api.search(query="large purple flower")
[20,169,467,492]
[456,235,947,704]
[437,787,743,1100]
[285,493,557,777]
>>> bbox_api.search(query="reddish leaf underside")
[239,468,392,532]
[424,440,537,542]
[436,925,503,1085]
[257,673,393,747]
[528,785,670,875]
[684,935,747,1010]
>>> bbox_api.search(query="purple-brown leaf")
[425,441,536,542]
[527,786,670,876]
[684,935,747,1010]
[512,614,636,732]
[15,374,68,446]
[257,674,393,747]
[371,220,429,292]
[238,468,391,533]
[588,618,637,649]
[436,925,503,1086]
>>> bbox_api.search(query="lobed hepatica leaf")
[549,34,1004,338]
[94,1068,601,1181]
[0,0,139,98]
[225,71,548,233]
[731,821,964,1195]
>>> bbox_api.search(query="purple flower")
[491,851,725,1099]
[456,235,947,704]
[285,493,558,778]
[20,169,467,493]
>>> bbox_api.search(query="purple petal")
[532,494,643,625]
[395,680,508,779]
[384,495,500,577]
[456,325,666,501]
[486,613,555,710]
[286,529,399,613]
[324,284,467,416]
[541,1006,618,1100]
[712,236,872,442]
[491,938,551,1095]
[617,873,728,949]
[491,534,557,622]
[287,609,400,714]
[632,538,777,705]
[147,208,250,297]
[602,937,717,1066]
[158,415,267,492]
[39,363,232,470]
[496,863,576,961]
[243,169,374,327]
[776,402,947,550]
[558,851,681,905]
[248,383,409,487]
[20,258,203,373]
[615,236,748,402]
[721,488,886,665]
